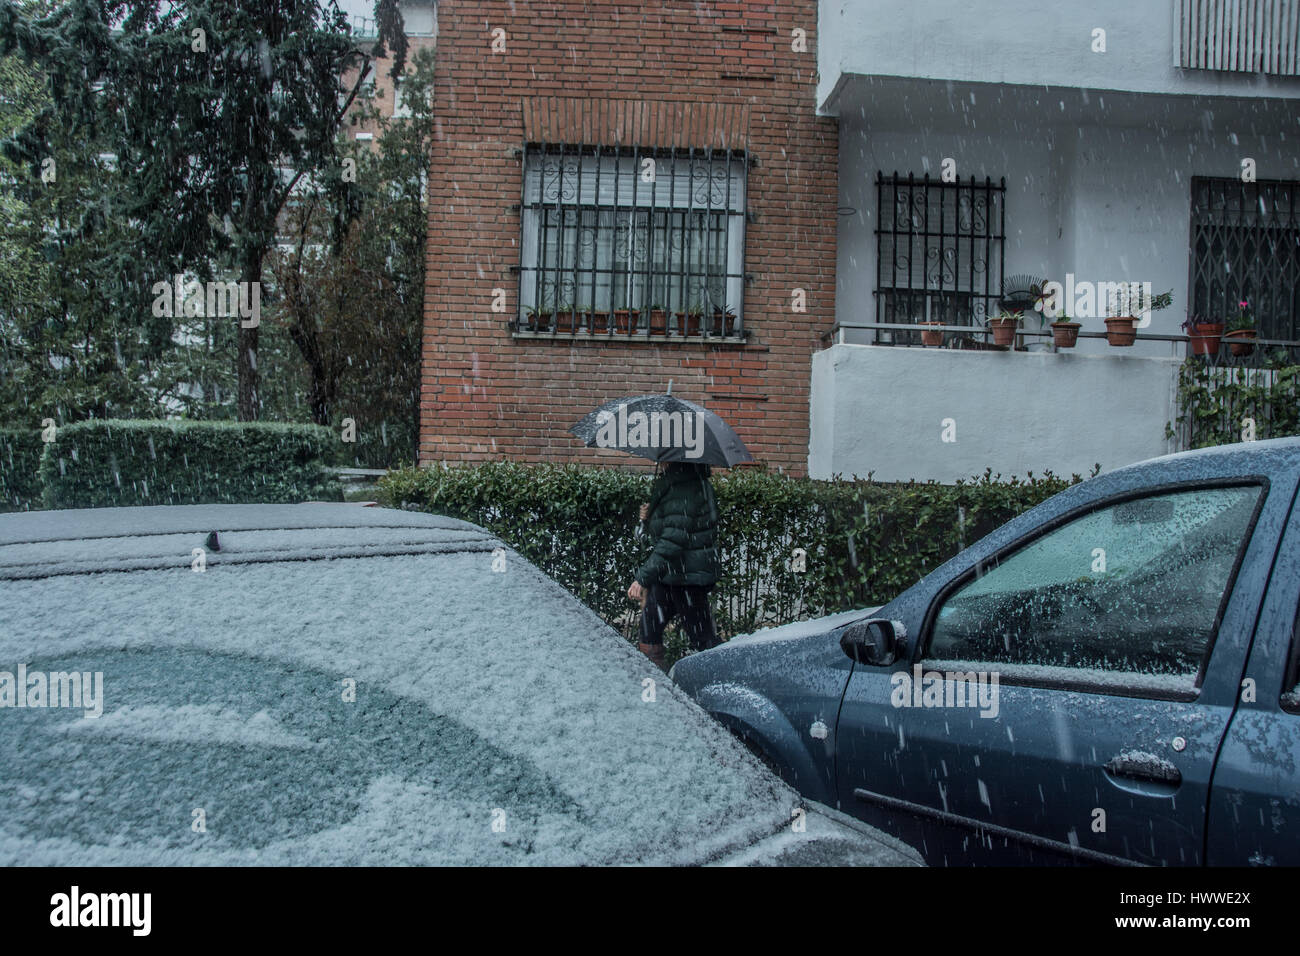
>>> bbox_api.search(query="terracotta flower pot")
[647,309,668,335]
[919,321,944,347]
[587,311,609,334]
[711,311,737,336]
[989,316,1019,348]
[553,310,576,333]
[1105,316,1137,347]
[530,312,552,332]
[1051,321,1081,348]
[1187,321,1224,356]
[678,312,703,337]
[1225,329,1257,356]
[613,309,637,334]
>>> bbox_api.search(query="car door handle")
[1103,753,1182,787]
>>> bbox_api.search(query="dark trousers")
[639,583,719,652]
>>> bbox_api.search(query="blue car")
[670,437,1300,866]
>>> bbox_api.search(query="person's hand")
[627,581,646,606]
[638,503,649,522]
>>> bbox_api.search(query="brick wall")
[422,0,837,475]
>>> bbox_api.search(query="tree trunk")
[237,247,262,421]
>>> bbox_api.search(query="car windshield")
[0,551,794,865]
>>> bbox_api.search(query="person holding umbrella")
[569,383,753,668]
[627,460,720,666]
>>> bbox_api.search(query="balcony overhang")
[822,73,1300,137]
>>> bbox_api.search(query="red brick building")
[421,0,836,474]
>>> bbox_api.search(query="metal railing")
[822,320,1300,361]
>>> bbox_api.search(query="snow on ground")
[0,540,826,865]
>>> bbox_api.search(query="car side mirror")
[840,618,906,667]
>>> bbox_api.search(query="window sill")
[511,330,749,346]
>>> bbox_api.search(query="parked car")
[0,502,921,867]
[671,437,1300,866]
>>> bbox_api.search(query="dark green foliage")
[39,420,341,509]
[377,462,1077,644]
[0,426,44,511]
[1173,355,1300,449]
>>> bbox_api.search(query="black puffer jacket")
[635,462,720,588]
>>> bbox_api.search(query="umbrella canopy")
[570,392,754,467]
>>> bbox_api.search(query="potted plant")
[1000,275,1047,311]
[987,311,1021,348]
[612,307,638,335]
[1183,314,1224,356]
[678,303,704,337]
[647,304,668,335]
[1050,311,1081,348]
[919,321,944,347]
[527,307,553,333]
[1225,300,1257,356]
[710,306,738,336]
[553,301,577,333]
[586,304,609,334]
[1103,289,1137,347]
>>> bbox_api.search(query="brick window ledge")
[510,329,750,346]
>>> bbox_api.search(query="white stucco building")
[810,0,1300,481]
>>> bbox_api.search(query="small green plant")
[1227,300,1255,333]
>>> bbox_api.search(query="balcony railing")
[823,319,1300,363]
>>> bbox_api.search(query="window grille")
[1189,176,1300,341]
[517,146,747,338]
[874,173,1005,346]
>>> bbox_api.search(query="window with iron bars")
[517,146,747,338]
[1190,176,1300,343]
[874,172,1006,347]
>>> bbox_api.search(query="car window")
[926,485,1262,697]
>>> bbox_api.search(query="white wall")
[818,0,1300,112]
[809,344,1181,481]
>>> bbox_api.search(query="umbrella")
[569,383,754,467]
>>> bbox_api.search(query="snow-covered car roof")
[0,503,921,866]
[0,503,498,578]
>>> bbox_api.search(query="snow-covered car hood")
[0,505,919,867]
[726,607,881,647]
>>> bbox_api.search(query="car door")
[835,480,1282,866]
[1207,481,1300,865]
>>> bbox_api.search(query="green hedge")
[39,420,343,509]
[0,428,46,512]
[378,462,1080,648]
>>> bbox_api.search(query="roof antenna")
[666,379,673,396]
